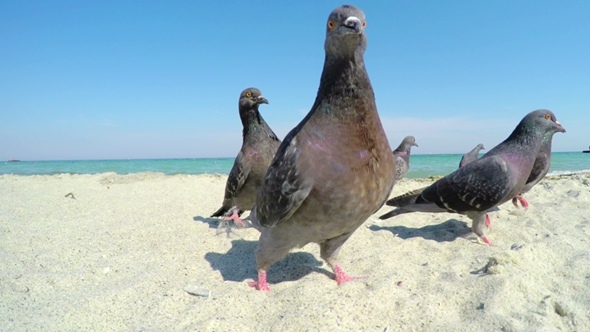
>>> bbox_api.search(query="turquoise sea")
[1,152,588,179]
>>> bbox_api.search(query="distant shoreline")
[1,150,584,163]
[2,152,588,179]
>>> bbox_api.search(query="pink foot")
[333,265,359,285]
[481,236,493,246]
[485,214,492,228]
[512,194,530,209]
[518,195,529,208]
[226,210,247,227]
[248,269,270,291]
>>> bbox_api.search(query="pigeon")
[211,88,281,227]
[512,125,561,208]
[392,136,418,181]
[379,110,565,245]
[459,143,485,168]
[248,5,395,291]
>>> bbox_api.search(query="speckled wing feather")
[211,151,252,217]
[224,151,252,202]
[255,136,313,228]
[421,155,513,213]
[523,151,550,191]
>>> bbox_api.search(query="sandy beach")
[1,172,589,331]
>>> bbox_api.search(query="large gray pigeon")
[393,136,418,180]
[459,143,485,168]
[211,88,281,227]
[512,128,560,208]
[379,110,565,246]
[249,5,395,291]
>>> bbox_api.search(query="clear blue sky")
[1,1,589,160]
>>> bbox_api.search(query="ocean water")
[1,152,588,179]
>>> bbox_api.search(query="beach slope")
[1,172,589,330]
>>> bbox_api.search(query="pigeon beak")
[413,143,419,147]
[343,16,363,33]
[555,121,566,133]
[257,96,269,105]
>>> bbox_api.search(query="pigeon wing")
[255,136,313,228]
[422,155,514,213]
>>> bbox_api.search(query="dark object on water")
[8,160,20,162]
[583,146,590,153]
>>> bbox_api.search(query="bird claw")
[249,270,270,291]
[333,265,364,285]
[248,280,270,292]
[481,236,493,246]
[512,195,530,209]
[518,196,529,208]
[225,210,248,228]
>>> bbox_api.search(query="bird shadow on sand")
[370,219,471,242]
[194,215,253,229]
[204,239,328,284]
[193,216,253,238]
[193,215,220,229]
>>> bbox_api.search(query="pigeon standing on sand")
[211,88,281,227]
[249,5,395,291]
[393,136,418,180]
[459,143,485,168]
[379,110,565,245]
[512,126,561,208]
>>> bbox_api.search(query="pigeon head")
[239,88,269,111]
[394,136,418,153]
[476,144,485,151]
[504,109,565,148]
[403,136,419,148]
[324,5,367,58]
[238,87,268,126]
[523,109,566,135]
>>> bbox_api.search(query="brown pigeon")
[392,136,418,181]
[249,5,395,291]
[211,88,280,227]
[380,110,565,246]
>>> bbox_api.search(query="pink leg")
[512,197,520,208]
[226,210,247,227]
[248,269,270,291]
[485,214,492,228]
[481,236,493,246]
[518,195,529,208]
[333,264,357,285]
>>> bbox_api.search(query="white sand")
[1,172,589,331]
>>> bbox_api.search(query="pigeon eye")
[246,92,252,98]
[362,21,367,28]
[328,20,335,30]
[545,113,551,120]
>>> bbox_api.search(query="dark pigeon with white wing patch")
[380,109,565,245]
